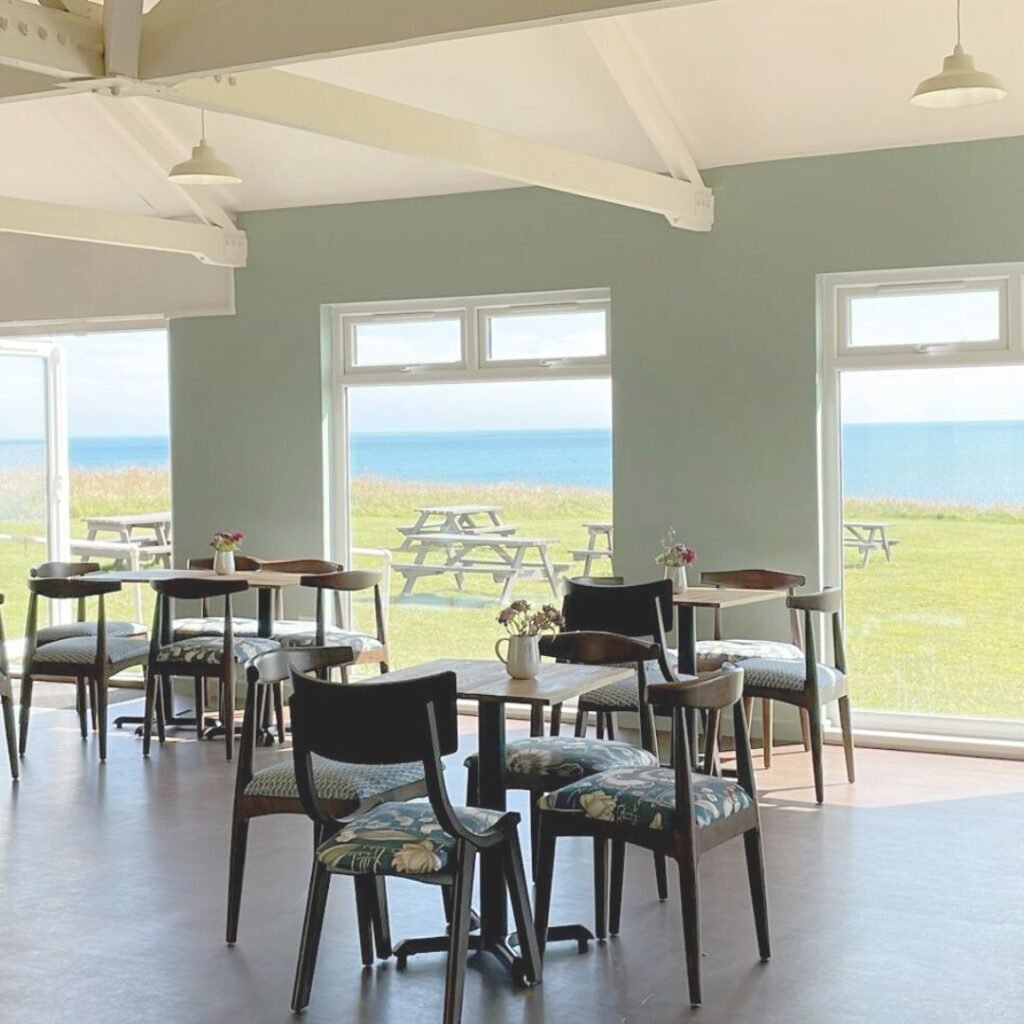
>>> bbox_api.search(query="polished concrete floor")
[2,696,1023,1024]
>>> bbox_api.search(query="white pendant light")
[911,0,1006,108]
[167,110,242,185]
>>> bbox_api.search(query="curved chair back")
[24,577,124,669]
[700,568,806,645]
[788,588,846,674]
[30,561,101,578]
[148,577,249,648]
[565,575,624,588]
[297,571,387,651]
[260,558,341,575]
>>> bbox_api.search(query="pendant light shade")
[911,2,1006,108]
[167,111,242,185]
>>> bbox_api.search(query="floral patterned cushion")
[277,627,383,655]
[316,802,505,876]
[29,634,150,669]
[245,755,425,802]
[464,737,657,787]
[740,657,844,693]
[696,639,803,672]
[172,617,260,639]
[36,621,145,645]
[539,765,753,830]
[154,635,280,666]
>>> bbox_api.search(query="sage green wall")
[170,135,1024,636]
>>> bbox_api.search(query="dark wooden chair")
[0,595,18,780]
[464,631,663,896]
[170,554,266,640]
[30,561,146,643]
[535,666,770,1007]
[226,645,428,944]
[143,577,281,761]
[276,570,389,677]
[698,568,810,765]
[740,588,854,803]
[288,667,541,1024]
[20,576,150,762]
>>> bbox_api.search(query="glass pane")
[0,354,48,638]
[847,288,1001,348]
[841,365,1024,719]
[487,309,607,362]
[352,319,462,367]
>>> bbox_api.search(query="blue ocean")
[2,422,1024,505]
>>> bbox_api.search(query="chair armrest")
[787,588,842,614]
[648,667,744,710]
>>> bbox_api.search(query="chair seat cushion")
[154,636,280,666]
[578,654,677,711]
[172,617,260,639]
[36,621,145,645]
[741,657,844,693]
[277,627,383,655]
[29,634,150,669]
[696,639,803,672]
[540,766,753,831]
[464,737,658,788]
[245,756,425,803]
[316,801,504,876]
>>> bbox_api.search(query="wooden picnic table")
[393,532,569,603]
[571,521,613,575]
[844,520,899,567]
[81,511,172,568]
[395,505,517,550]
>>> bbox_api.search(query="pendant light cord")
[956,0,962,47]
[200,108,207,144]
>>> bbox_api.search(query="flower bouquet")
[210,530,245,574]
[495,600,565,679]
[655,528,696,593]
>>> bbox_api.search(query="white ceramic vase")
[665,564,687,594]
[495,634,542,679]
[213,549,236,575]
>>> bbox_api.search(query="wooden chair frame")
[534,667,770,1008]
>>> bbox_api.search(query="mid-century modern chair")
[535,666,770,1007]
[20,577,150,762]
[739,588,854,803]
[226,645,429,944]
[697,568,809,765]
[0,595,19,780]
[143,577,280,761]
[170,554,266,639]
[30,561,146,643]
[464,631,662,897]
[276,570,389,676]
[288,668,541,1024]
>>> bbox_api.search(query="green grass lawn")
[2,467,1021,720]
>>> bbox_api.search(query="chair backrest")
[24,577,123,668]
[561,578,674,679]
[540,630,662,755]
[565,575,625,588]
[148,577,249,648]
[299,570,386,641]
[648,667,758,836]
[788,588,845,674]
[30,561,100,578]
[259,558,341,575]
[700,567,806,645]
[234,646,358,794]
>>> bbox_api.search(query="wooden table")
[82,512,172,568]
[571,521,614,575]
[383,657,633,976]
[844,520,899,567]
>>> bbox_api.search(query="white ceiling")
[4,0,1024,218]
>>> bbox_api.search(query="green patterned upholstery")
[29,634,150,669]
[154,636,280,666]
[172,617,259,639]
[741,657,843,693]
[540,765,752,831]
[36,621,145,645]
[277,627,383,654]
[316,802,504,876]
[696,639,803,671]
[464,737,657,789]
[245,755,425,802]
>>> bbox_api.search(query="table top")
[380,658,633,707]
[87,568,297,589]
[83,512,172,527]
[673,586,787,610]
[407,533,556,547]
[844,520,891,529]
[415,505,501,516]
[582,522,613,530]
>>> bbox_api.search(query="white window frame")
[819,262,1024,750]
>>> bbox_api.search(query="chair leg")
[291,860,332,1011]
[370,877,392,960]
[609,841,625,935]
[593,837,608,940]
[18,674,33,756]
[654,852,669,902]
[605,713,616,741]
[574,707,588,738]
[505,832,542,985]
[194,678,205,739]
[549,703,562,737]
[75,679,88,739]
[442,842,476,1024]
[273,681,286,744]
[96,672,108,762]
[1,688,18,780]
[142,668,158,757]
[743,828,771,962]
[353,875,378,966]
[808,701,825,804]
[225,816,250,944]
[88,679,98,732]
[529,790,543,880]
[595,714,605,740]
[155,674,168,744]
[743,696,754,729]
[762,699,773,768]
[677,853,702,1007]
[800,708,812,751]
[223,668,235,762]
[838,695,856,783]
[533,820,557,959]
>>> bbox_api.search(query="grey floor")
[2,697,1023,1024]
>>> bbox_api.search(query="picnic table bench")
[393,532,569,603]
[844,520,900,568]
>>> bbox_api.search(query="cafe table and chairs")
[534,665,770,1008]
[19,576,150,763]
[0,594,19,780]
[287,666,541,1024]
[225,646,429,945]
